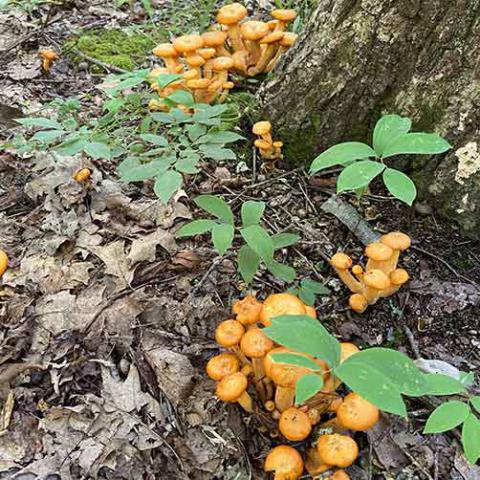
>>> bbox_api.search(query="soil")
[1,2,479,480]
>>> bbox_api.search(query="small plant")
[288,278,329,306]
[264,314,480,465]
[176,196,300,283]
[310,114,451,205]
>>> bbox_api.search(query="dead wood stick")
[321,195,380,246]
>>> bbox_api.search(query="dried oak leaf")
[127,228,177,266]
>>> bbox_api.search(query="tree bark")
[259,0,480,238]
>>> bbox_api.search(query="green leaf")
[334,359,407,416]
[237,245,260,284]
[373,114,412,156]
[153,170,183,204]
[31,130,65,143]
[16,117,62,130]
[310,142,377,173]
[151,112,174,124]
[301,279,330,295]
[422,374,466,396]
[166,90,195,106]
[176,155,200,174]
[460,372,475,387]
[271,233,300,249]
[263,315,341,369]
[298,287,315,306]
[194,195,234,225]
[240,225,274,262]
[337,160,385,192]
[382,132,451,158]
[211,223,234,256]
[84,142,112,160]
[192,105,228,124]
[140,133,168,147]
[241,201,265,227]
[197,131,245,144]
[424,401,470,433]
[295,374,324,405]
[462,414,480,464]
[118,157,172,182]
[186,124,207,142]
[471,396,480,414]
[199,145,236,161]
[266,260,297,283]
[169,108,192,123]
[383,168,417,206]
[55,138,88,156]
[153,73,183,89]
[271,353,323,371]
[175,219,216,238]
[340,348,428,396]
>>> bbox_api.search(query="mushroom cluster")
[252,121,283,168]
[39,48,58,72]
[330,231,411,313]
[149,4,298,108]
[206,293,380,479]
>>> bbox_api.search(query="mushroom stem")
[274,386,295,412]
[332,266,363,293]
[227,24,245,52]
[237,391,253,412]
[248,43,279,75]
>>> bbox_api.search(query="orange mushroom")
[364,242,394,273]
[379,268,410,297]
[201,30,230,57]
[216,371,253,412]
[279,407,312,441]
[266,32,298,72]
[173,35,204,67]
[305,448,332,477]
[39,48,58,72]
[206,353,240,381]
[249,31,284,76]
[152,43,182,73]
[240,20,270,65]
[362,269,391,303]
[0,250,8,277]
[233,295,263,327]
[305,305,317,319]
[264,445,304,480]
[259,292,306,327]
[271,9,297,31]
[73,168,92,184]
[330,253,363,293]
[216,3,248,53]
[379,231,411,272]
[335,392,379,431]
[317,434,359,468]
[215,319,247,363]
[326,470,351,480]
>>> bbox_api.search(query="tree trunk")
[259,0,480,238]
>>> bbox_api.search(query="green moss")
[67,28,167,71]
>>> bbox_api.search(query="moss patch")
[67,28,166,71]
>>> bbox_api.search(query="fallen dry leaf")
[91,241,133,291]
[128,228,177,266]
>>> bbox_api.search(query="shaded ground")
[1,1,479,479]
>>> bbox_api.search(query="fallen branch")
[320,195,380,246]
[72,49,128,74]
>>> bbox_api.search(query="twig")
[189,256,223,297]
[404,325,421,359]
[411,245,479,290]
[72,49,128,74]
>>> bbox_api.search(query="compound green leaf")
[272,233,300,249]
[240,225,274,262]
[84,141,111,160]
[265,260,297,283]
[422,373,466,396]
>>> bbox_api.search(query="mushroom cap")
[351,265,363,275]
[280,32,298,47]
[363,269,391,290]
[240,328,274,358]
[327,470,350,480]
[73,168,92,183]
[263,346,290,378]
[186,54,206,67]
[380,231,411,251]
[336,392,379,431]
[240,20,270,41]
[340,342,360,363]
[241,363,253,376]
[233,295,263,325]
[0,250,7,277]
[217,2,248,25]
[265,445,304,480]
[260,31,284,44]
[328,397,343,413]
[208,79,223,92]
[330,253,353,270]
[307,407,321,425]
[222,81,235,89]
[202,30,228,47]
[259,292,306,326]
[254,139,272,149]
[216,372,248,402]
[206,353,240,381]
[317,434,359,468]
[198,47,217,59]
[269,358,325,388]
[267,19,278,30]
[39,48,58,60]
[212,56,235,71]
[153,43,178,58]
[252,120,272,136]
[305,305,317,319]
[183,69,199,80]
[279,407,312,441]
[232,50,249,69]
[365,242,393,261]
[173,35,204,54]
[271,8,297,22]
[390,268,409,285]
[348,293,367,313]
[215,319,245,347]
[186,78,210,89]
[273,141,284,148]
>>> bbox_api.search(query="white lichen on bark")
[454,142,480,185]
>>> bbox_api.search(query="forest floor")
[1,1,479,479]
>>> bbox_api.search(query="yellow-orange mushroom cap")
[198,47,217,60]
[265,445,304,480]
[206,353,240,381]
[336,392,379,431]
[173,35,204,54]
[271,9,297,23]
[202,30,228,47]
[240,328,274,358]
[279,407,312,441]
[390,268,410,285]
[215,319,245,347]
[349,293,368,313]
[259,292,306,326]
[212,56,235,71]
[216,2,248,25]
[241,20,270,41]
[73,168,92,183]
[340,342,360,362]
[252,120,272,136]
[380,231,411,251]
[233,295,262,325]
[39,48,58,60]
[255,139,272,149]
[305,305,317,319]
[259,31,284,45]
[317,434,359,468]
[363,269,391,290]
[330,253,353,270]
[280,32,298,47]
[326,470,351,480]
[0,250,8,277]
[216,371,248,402]
[153,43,178,58]
[365,242,393,261]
